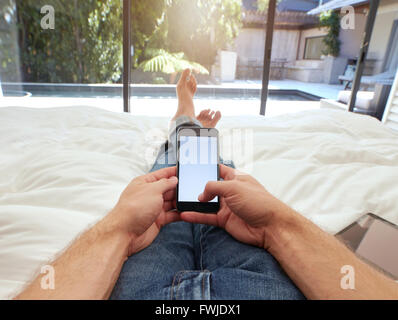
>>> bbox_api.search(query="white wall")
[234,28,265,65]
[234,28,300,65]
[271,29,300,62]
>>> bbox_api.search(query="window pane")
[0,0,123,111]
[352,9,398,118]
[264,0,330,116]
[129,0,262,117]
[304,36,326,60]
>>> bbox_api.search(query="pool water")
[15,90,315,101]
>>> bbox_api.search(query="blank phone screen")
[178,135,218,202]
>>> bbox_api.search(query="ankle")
[174,103,195,119]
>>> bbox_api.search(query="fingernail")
[169,176,178,183]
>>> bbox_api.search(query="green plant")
[131,0,171,69]
[12,0,124,83]
[319,10,341,57]
[2,0,241,84]
[152,76,167,84]
[138,49,209,74]
[159,0,242,71]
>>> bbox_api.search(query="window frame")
[303,35,326,60]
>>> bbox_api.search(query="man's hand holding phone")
[106,166,180,256]
[180,164,295,249]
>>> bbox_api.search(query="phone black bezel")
[176,127,220,213]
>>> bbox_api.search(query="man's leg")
[193,223,305,300]
[111,138,196,299]
[110,221,196,300]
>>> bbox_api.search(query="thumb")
[154,176,178,194]
[198,180,235,202]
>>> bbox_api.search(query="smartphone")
[176,127,220,213]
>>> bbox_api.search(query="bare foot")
[196,109,222,128]
[172,69,197,121]
[177,68,197,101]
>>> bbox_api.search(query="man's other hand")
[107,166,180,255]
[180,165,294,249]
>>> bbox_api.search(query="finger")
[153,176,178,194]
[163,189,176,201]
[198,180,235,202]
[163,200,175,212]
[147,166,177,182]
[180,212,219,226]
[159,210,181,227]
[219,164,237,181]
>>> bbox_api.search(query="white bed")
[0,106,398,299]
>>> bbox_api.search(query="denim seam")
[171,270,211,300]
[202,270,207,299]
[170,270,183,300]
[175,270,188,300]
[171,270,191,300]
[199,225,204,271]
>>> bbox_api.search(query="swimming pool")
[1,83,322,117]
[2,83,321,101]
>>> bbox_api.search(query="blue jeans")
[110,117,304,300]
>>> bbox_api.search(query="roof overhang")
[243,10,318,28]
[307,0,369,15]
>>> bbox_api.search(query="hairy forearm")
[264,206,398,300]
[15,213,129,300]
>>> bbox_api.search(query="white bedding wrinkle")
[0,106,397,299]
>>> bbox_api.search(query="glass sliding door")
[259,0,328,117]
[0,0,124,111]
[129,0,262,117]
[352,9,398,120]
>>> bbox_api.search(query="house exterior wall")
[234,28,300,65]
[234,28,265,65]
[298,27,328,59]
[368,0,398,74]
[339,12,367,59]
[271,29,301,62]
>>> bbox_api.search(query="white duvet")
[0,106,398,299]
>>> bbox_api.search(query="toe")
[178,69,191,87]
[188,74,197,95]
[191,75,197,91]
[211,111,222,126]
[190,74,197,86]
[201,109,210,117]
